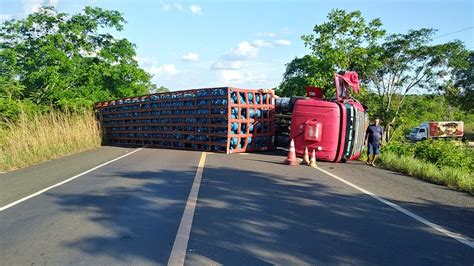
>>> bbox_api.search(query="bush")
[379,151,474,194]
[382,139,473,172]
[413,140,473,171]
[382,141,415,157]
[373,139,473,194]
[0,99,49,125]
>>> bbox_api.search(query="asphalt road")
[0,147,473,265]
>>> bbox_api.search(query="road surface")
[0,146,473,265]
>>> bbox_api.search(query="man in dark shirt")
[365,118,383,166]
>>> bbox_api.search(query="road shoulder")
[0,146,136,207]
[317,159,474,239]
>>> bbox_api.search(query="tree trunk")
[383,123,391,142]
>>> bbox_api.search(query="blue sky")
[1,0,473,91]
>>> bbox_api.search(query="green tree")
[147,84,170,93]
[0,6,152,114]
[277,9,385,97]
[368,29,469,141]
[444,51,473,112]
[278,10,470,142]
[156,86,170,93]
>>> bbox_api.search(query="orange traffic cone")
[285,139,299,166]
[302,146,310,165]
[309,149,317,168]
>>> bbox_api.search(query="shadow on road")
[50,168,196,264]
[186,165,473,265]
[48,162,473,265]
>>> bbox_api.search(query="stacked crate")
[94,87,275,153]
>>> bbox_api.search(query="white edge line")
[0,147,144,212]
[168,152,207,266]
[315,167,474,249]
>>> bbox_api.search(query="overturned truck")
[95,72,368,162]
[275,72,368,162]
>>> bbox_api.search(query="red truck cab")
[289,73,368,162]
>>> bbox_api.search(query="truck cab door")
[335,72,360,101]
[418,128,427,140]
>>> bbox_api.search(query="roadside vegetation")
[365,95,474,194]
[380,141,473,194]
[0,7,155,171]
[277,9,473,193]
[0,111,101,172]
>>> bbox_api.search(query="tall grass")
[378,152,474,194]
[359,141,473,194]
[0,112,102,172]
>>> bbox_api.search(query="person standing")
[365,118,383,166]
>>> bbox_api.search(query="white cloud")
[211,40,278,86]
[161,2,183,11]
[189,4,202,15]
[219,70,243,83]
[213,39,277,71]
[174,3,183,10]
[48,0,59,7]
[21,0,43,14]
[161,3,171,11]
[253,39,273,48]
[218,70,268,85]
[135,56,158,67]
[181,52,199,62]
[211,61,242,70]
[148,64,178,76]
[135,57,178,80]
[0,14,14,23]
[256,32,276,38]
[280,27,291,35]
[19,0,58,15]
[2,0,59,22]
[223,41,259,61]
[274,39,291,46]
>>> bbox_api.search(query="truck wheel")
[341,158,347,163]
[421,138,427,141]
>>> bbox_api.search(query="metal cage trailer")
[94,87,275,154]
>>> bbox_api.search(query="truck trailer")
[94,87,275,154]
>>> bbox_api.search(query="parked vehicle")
[407,121,464,141]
